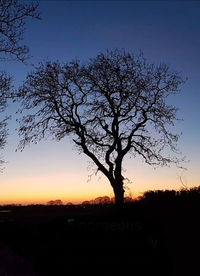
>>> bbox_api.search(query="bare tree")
[0,71,11,168]
[0,0,40,62]
[0,0,40,167]
[16,49,185,205]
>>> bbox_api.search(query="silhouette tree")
[16,49,185,205]
[0,72,11,168]
[93,196,111,204]
[0,0,40,167]
[47,199,63,205]
[0,0,40,62]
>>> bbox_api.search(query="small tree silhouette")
[16,49,185,205]
[47,199,63,205]
[93,196,111,204]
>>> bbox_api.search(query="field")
[0,188,199,276]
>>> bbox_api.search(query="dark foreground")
[0,189,199,276]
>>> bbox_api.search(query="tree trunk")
[113,183,125,206]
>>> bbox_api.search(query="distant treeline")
[142,186,200,201]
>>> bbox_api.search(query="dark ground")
[0,188,199,276]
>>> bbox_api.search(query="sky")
[0,0,200,204]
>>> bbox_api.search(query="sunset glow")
[0,1,199,205]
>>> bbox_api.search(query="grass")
[0,187,199,275]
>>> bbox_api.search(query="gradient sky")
[0,1,200,204]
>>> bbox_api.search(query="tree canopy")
[17,49,185,204]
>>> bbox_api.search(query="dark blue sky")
[3,1,200,114]
[10,1,200,143]
[0,1,199,203]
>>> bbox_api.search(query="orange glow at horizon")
[0,163,199,205]
[0,171,114,205]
